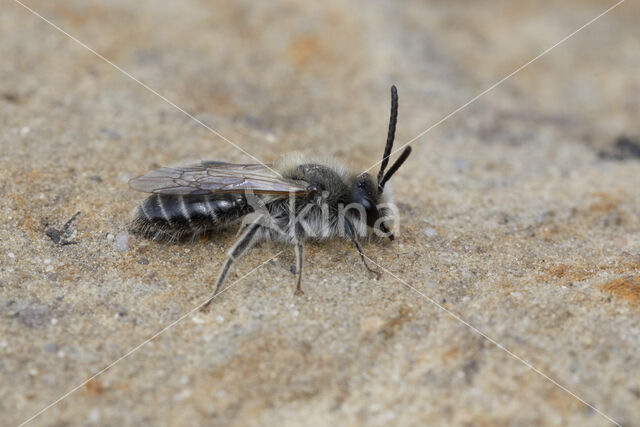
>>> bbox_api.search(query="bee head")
[350,172,396,240]
[350,173,381,228]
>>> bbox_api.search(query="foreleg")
[344,217,380,277]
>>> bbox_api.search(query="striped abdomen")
[131,193,250,240]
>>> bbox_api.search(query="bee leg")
[294,241,304,296]
[343,218,381,279]
[202,216,264,309]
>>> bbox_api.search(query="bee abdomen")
[131,193,249,240]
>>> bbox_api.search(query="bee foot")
[368,269,381,280]
[200,298,214,312]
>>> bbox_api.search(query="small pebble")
[360,316,385,333]
[423,228,438,238]
[115,232,132,251]
[173,389,191,402]
[452,158,469,170]
[88,408,100,423]
[20,126,30,135]
[8,252,15,258]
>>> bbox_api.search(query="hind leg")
[203,216,264,307]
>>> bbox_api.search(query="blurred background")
[1,1,638,425]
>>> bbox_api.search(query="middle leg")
[294,241,304,296]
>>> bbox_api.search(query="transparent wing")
[129,161,309,196]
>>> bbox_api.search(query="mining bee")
[129,86,411,305]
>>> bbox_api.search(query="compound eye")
[307,184,319,198]
[360,198,374,213]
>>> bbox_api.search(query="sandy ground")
[1,0,639,425]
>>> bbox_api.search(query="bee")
[129,86,411,305]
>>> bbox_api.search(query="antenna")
[379,146,411,190]
[377,85,398,188]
